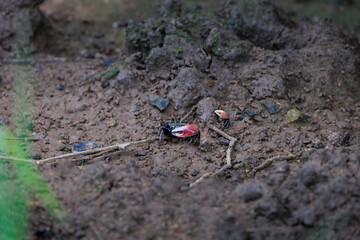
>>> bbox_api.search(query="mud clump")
[0,0,46,56]
[123,0,359,109]
[39,149,360,239]
[9,0,359,239]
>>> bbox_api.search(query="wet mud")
[0,0,359,239]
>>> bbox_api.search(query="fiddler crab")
[160,116,200,144]
[214,107,230,127]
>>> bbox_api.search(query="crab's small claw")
[215,109,229,120]
[172,124,199,138]
[215,109,230,127]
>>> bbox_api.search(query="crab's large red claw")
[172,124,199,138]
[215,109,230,120]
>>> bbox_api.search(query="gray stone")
[196,97,219,122]
[150,97,169,112]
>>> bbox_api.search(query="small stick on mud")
[0,58,95,65]
[70,149,116,162]
[248,155,297,176]
[189,172,212,187]
[36,137,158,164]
[189,125,238,187]
[207,124,237,142]
[0,155,34,162]
[248,148,313,176]
[4,137,39,141]
[182,105,197,122]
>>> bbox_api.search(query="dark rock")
[149,95,169,112]
[261,102,278,114]
[31,154,42,160]
[341,132,350,145]
[56,84,65,91]
[104,57,117,67]
[191,169,199,176]
[219,139,230,146]
[239,109,255,120]
[73,141,98,152]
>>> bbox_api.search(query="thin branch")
[248,155,297,176]
[0,155,33,162]
[213,164,231,176]
[248,149,313,176]
[70,149,116,162]
[207,124,237,142]
[190,125,238,187]
[182,105,197,122]
[0,58,95,65]
[36,137,158,164]
[189,172,212,187]
[226,140,236,166]
[4,137,38,141]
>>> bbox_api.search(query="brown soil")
[0,0,360,239]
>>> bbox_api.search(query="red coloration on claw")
[172,124,199,138]
[220,111,229,119]
[215,109,229,120]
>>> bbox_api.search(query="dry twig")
[0,155,33,162]
[248,148,313,176]
[70,149,116,162]
[189,124,238,187]
[182,105,197,122]
[36,137,158,164]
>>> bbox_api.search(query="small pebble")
[239,109,255,120]
[56,84,65,91]
[31,154,42,160]
[191,169,199,176]
[219,139,230,146]
[150,97,169,112]
[261,102,278,114]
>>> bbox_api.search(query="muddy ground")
[1,0,360,239]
